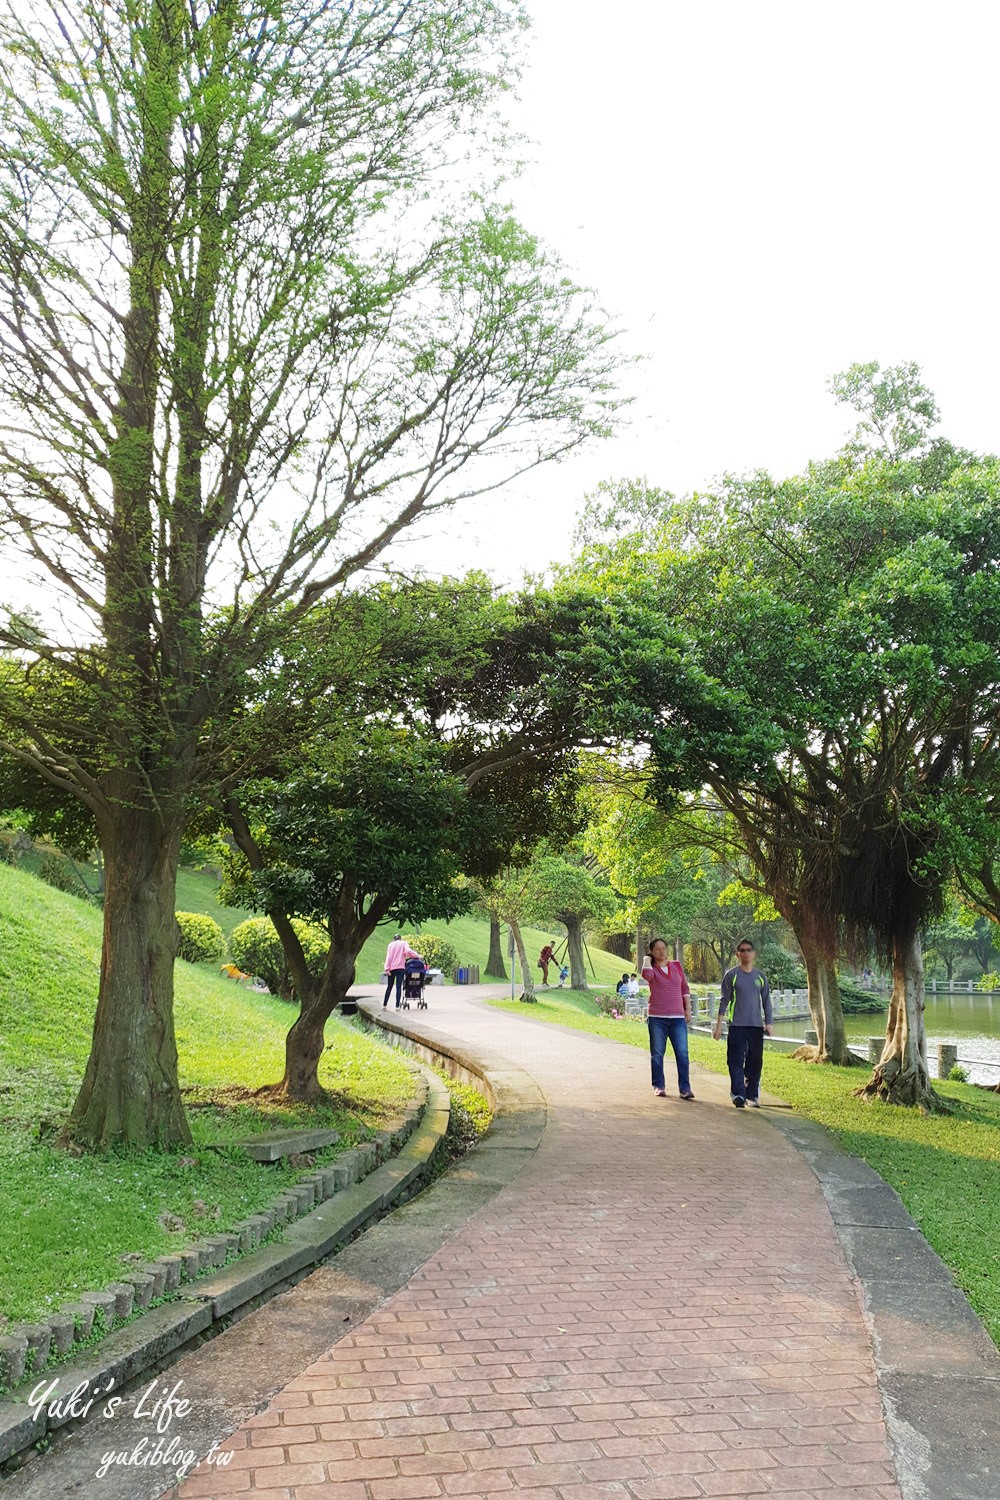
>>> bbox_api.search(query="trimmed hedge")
[175,911,226,964]
[407,933,458,974]
[838,977,886,1014]
[229,916,329,999]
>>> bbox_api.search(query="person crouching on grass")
[713,938,772,1107]
[641,938,695,1100]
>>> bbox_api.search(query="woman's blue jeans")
[647,1015,691,1093]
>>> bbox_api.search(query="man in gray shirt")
[713,938,772,1108]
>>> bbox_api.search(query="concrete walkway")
[170,988,901,1500]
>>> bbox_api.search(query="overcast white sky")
[412,0,1000,582]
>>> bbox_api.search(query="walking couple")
[642,937,771,1105]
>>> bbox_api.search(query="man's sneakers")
[731,1094,746,1108]
[653,1087,667,1097]
[746,1097,761,1108]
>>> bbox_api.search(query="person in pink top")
[383,935,421,1008]
[641,937,695,1100]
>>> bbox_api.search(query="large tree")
[219,577,589,1089]
[582,773,708,965]
[0,1,619,1146]
[223,738,479,1100]
[573,368,1000,1103]
[524,849,615,990]
[479,864,540,1001]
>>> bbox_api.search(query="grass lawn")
[173,865,630,987]
[0,863,415,1330]
[488,989,1000,1349]
[174,865,253,937]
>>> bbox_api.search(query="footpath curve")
[167,984,914,1500]
[14,985,993,1499]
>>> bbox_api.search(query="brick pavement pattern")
[172,989,902,1500]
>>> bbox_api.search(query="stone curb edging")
[768,1111,1000,1500]
[356,998,548,1160]
[0,1063,451,1470]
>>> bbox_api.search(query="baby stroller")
[402,955,429,1010]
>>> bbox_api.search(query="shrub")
[756,942,803,990]
[175,911,226,964]
[407,933,458,974]
[948,1063,971,1083]
[229,917,328,999]
[595,991,622,1016]
[838,978,886,1014]
[35,854,102,904]
[38,854,78,893]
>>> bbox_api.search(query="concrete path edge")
[0,1064,450,1474]
[356,997,548,1156]
[473,993,1000,1500]
[767,1109,1000,1500]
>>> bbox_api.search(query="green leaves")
[228,733,476,933]
[564,372,1000,969]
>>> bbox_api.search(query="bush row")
[177,915,464,1001]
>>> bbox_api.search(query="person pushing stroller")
[383,934,421,1008]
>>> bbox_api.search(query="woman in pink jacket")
[641,938,695,1100]
[383,935,420,1008]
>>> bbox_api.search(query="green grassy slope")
[174,865,253,936]
[174,865,629,987]
[0,863,413,1327]
[488,990,1000,1348]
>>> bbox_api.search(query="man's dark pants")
[383,968,405,1006]
[727,1024,765,1101]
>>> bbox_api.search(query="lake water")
[772,993,1000,1085]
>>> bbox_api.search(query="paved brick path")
[173,989,902,1500]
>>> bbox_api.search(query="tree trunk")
[779,895,857,1067]
[793,949,859,1066]
[267,888,388,1102]
[511,919,536,1001]
[485,916,507,979]
[69,12,189,1151]
[564,914,588,990]
[274,946,357,1103]
[635,923,642,969]
[855,929,938,1107]
[68,810,191,1149]
[674,936,683,962]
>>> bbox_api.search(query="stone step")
[224,1127,340,1163]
